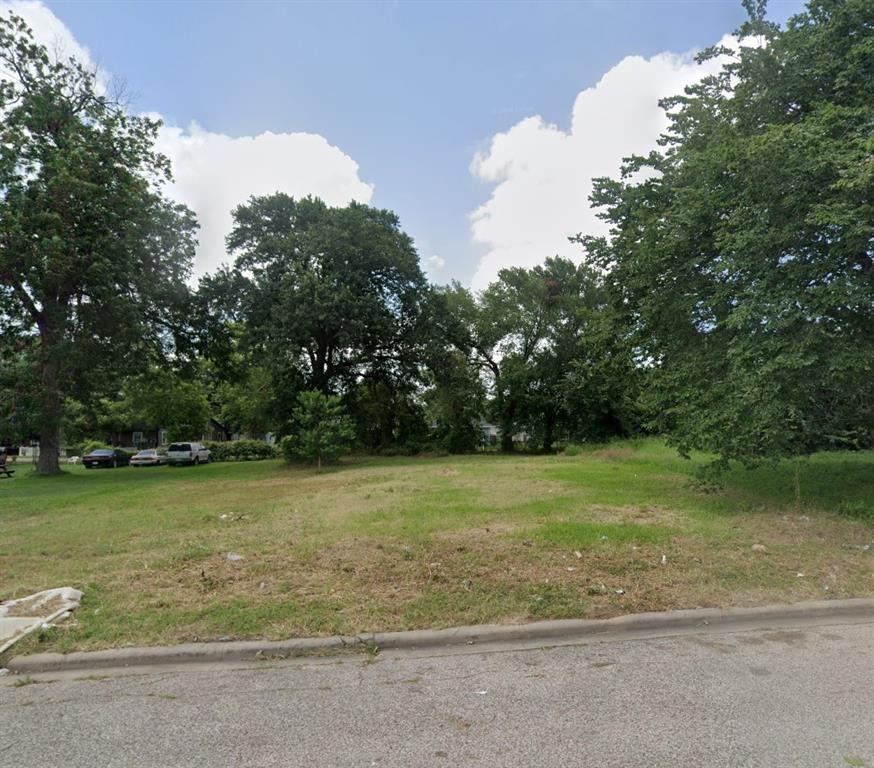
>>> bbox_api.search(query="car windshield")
[137,450,157,456]
[91,449,114,456]
[168,443,191,452]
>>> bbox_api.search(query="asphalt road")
[3,620,873,767]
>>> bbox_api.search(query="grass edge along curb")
[7,598,874,674]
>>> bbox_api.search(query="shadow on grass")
[716,453,874,521]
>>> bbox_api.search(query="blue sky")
[37,0,806,286]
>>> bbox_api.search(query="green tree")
[122,371,210,442]
[581,0,874,465]
[513,258,618,451]
[452,258,631,452]
[559,306,644,442]
[212,366,276,440]
[61,371,210,447]
[0,13,197,473]
[280,391,355,469]
[349,378,429,453]
[0,346,39,444]
[423,348,485,453]
[218,194,433,440]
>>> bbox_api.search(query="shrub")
[81,439,112,455]
[202,439,278,462]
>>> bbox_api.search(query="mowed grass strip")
[1,440,873,655]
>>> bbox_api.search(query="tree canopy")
[202,194,439,443]
[580,0,874,465]
[446,258,638,452]
[5,2,870,469]
[0,12,197,472]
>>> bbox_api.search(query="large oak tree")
[0,14,197,473]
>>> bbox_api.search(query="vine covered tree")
[0,13,197,473]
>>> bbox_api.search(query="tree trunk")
[35,354,62,475]
[542,411,555,454]
[500,400,516,453]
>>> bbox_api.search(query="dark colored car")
[82,448,130,469]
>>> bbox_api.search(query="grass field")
[2,440,874,655]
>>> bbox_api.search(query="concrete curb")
[8,598,874,674]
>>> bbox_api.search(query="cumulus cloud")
[2,1,374,276]
[1,0,100,78]
[154,124,373,274]
[468,40,732,290]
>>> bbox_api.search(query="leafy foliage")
[196,194,441,449]
[201,439,278,462]
[0,13,197,472]
[280,391,355,468]
[580,0,874,464]
[121,371,211,442]
[0,344,39,443]
[448,258,639,452]
[226,195,430,393]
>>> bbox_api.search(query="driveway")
[2,619,872,767]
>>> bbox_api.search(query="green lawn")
[2,440,873,655]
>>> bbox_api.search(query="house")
[101,419,274,448]
[477,421,529,446]
[479,421,500,445]
[102,426,168,449]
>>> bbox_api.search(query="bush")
[64,440,135,458]
[202,439,278,462]
[81,439,112,456]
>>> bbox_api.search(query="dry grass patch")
[2,443,874,653]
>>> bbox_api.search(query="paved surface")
[2,620,873,767]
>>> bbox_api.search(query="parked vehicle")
[82,448,131,469]
[130,448,166,467]
[166,442,211,466]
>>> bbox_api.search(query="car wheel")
[193,457,200,466]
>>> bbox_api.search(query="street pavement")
[2,619,873,767]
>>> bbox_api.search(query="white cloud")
[1,0,100,78]
[468,40,732,290]
[423,254,446,277]
[1,1,374,276]
[154,124,373,274]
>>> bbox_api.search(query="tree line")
[2,0,872,474]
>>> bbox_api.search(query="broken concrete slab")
[0,587,83,656]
